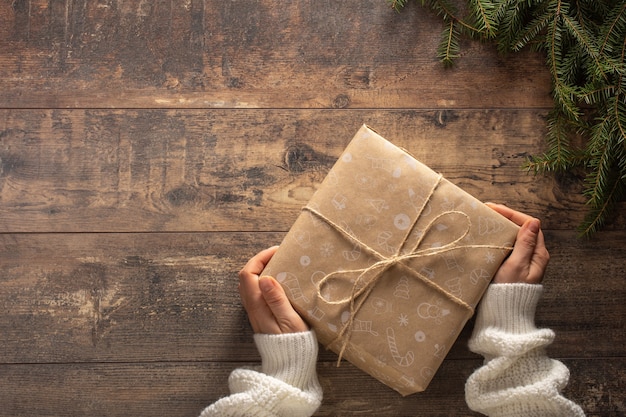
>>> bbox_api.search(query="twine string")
[302,175,513,365]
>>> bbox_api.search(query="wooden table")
[1,1,623,416]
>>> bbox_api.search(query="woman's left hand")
[238,246,309,334]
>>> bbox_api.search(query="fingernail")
[528,219,540,233]
[259,276,274,292]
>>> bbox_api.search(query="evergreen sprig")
[389,0,626,236]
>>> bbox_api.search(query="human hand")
[486,203,550,284]
[238,246,309,334]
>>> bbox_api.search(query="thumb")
[259,276,308,333]
[508,218,541,266]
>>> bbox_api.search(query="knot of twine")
[302,174,513,365]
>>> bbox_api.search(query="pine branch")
[467,0,498,38]
[493,0,531,53]
[561,13,608,83]
[579,96,625,235]
[438,21,461,66]
[429,0,484,35]
[599,3,626,55]
[585,115,617,206]
[580,120,626,236]
[525,109,579,173]
[615,93,626,141]
[512,5,552,51]
[580,173,625,236]
[391,0,626,234]
[388,0,410,12]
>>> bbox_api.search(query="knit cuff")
[475,283,543,335]
[254,330,319,391]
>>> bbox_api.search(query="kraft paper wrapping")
[262,125,519,395]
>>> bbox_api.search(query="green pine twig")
[391,0,626,236]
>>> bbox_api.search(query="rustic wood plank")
[1,108,608,233]
[1,2,622,417]
[0,359,620,417]
[0,231,268,364]
[0,0,552,109]
[1,231,623,364]
[540,230,626,356]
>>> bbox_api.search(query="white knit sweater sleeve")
[200,330,322,417]
[465,283,585,417]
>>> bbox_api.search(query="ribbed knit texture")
[255,332,320,391]
[465,284,586,417]
[202,284,585,416]
[199,331,322,417]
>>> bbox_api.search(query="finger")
[507,218,541,270]
[485,203,535,227]
[259,276,308,333]
[238,246,279,301]
[240,246,279,278]
[528,228,550,283]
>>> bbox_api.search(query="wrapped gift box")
[262,125,519,395]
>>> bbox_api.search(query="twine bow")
[302,174,513,365]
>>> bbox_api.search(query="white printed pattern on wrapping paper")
[310,270,334,303]
[386,327,414,367]
[393,277,410,299]
[293,230,311,249]
[470,268,491,286]
[366,155,402,178]
[394,213,411,231]
[342,311,379,337]
[371,297,392,315]
[276,272,309,303]
[354,173,377,189]
[485,252,496,264]
[343,244,361,262]
[417,300,451,324]
[408,187,432,216]
[433,343,447,358]
[339,222,362,262]
[320,242,334,257]
[355,214,378,229]
[306,202,331,230]
[479,216,506,235]
[414,331,426,342]
[332,193,348,210]
[440,198,455,212]
[377,231,397,255]
[445,277,463,299]
[366,156,392,171]
[441,252,464,272]
[420,266,435,279]
[308,306,325,322]
[367,199,389,213]
[274,134,513,393]
[353,320,379,336]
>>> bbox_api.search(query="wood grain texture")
[1,231,623,363]
[0,0,552,109]
[0,0,623,416]
[0,359,622,417]
[1,109,603,233]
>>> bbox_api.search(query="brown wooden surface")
[0,1,624,416]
